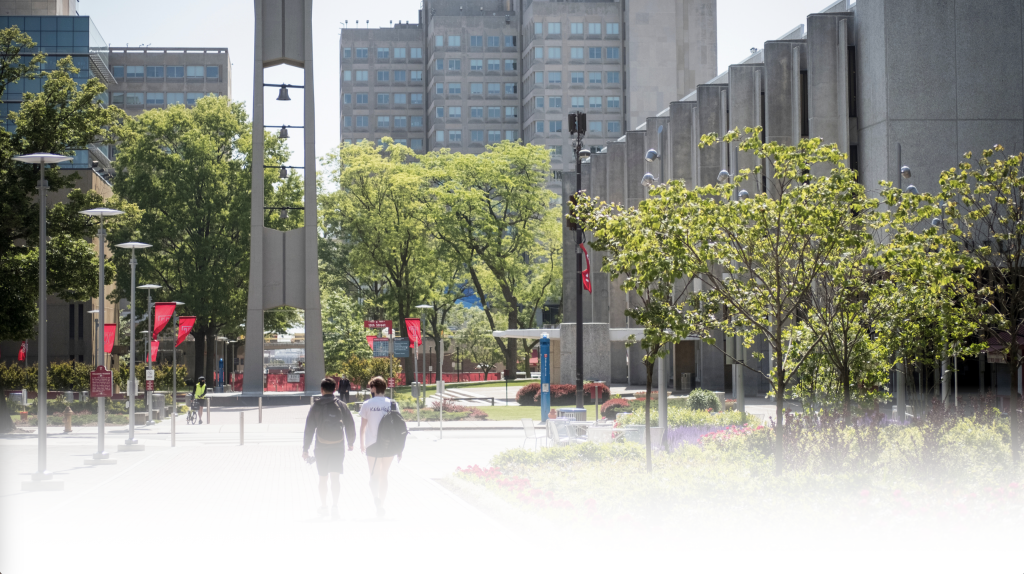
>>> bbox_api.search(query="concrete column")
[624,130,651,386]
[302,0,326,391]
[668,100,698,187]
[561,170,577,323]
[559,323,611,386]
[587,151,610,325]
[763,40,805,147]
[604,140,628,384]
[727,63,765,196]
[696,85,727,186]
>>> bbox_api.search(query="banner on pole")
[366,335,374,350]
[150,340,159,362]
[152,303,176,338]
[405,318,422,346]
[104,324,116,353]
[18,340,26,361]
[90,366,113,398]
[176,316,196,348]
[581,244,592,293]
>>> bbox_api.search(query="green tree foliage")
[448,305,504,378]
[322,284,372,375]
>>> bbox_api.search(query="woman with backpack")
[360,376,407,518]
[302,378,356,519]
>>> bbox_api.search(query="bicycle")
[186,393,199,425]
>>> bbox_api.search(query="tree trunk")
[0,396,14,434]
[841,364,850,422]
[205,331,216,387]
[644,360,654,474]
[775,343,786,474]
[505,304,518,382]
[193,329,206,386]
[1012,346,1020,465]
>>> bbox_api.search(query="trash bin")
[556,407,587,422]
[151,393,166,420]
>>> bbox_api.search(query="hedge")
[516,383,610,406]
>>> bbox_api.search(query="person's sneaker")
[331,506,340,520]
[317,506,329,518]
[198,420,203,425]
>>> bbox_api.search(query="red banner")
[366,335,374,350]
[18,340,26,361]
[176,316,196,348]
[405,318,422,346]
[152,303,176,339]
[150,340,159,362]
[582,244,593,293]
[104,324,116,353]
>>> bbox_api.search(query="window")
[394,93,407,104]
[411,70,423,81]
[470,36,483,47]
[487,59,500,72]
[356,93,368,104]
[535,96,543,108]
[589,121,602,133]
[589,47,601,59]
[126,66,144,78]
[571,72,584,84]
[186,66,204,78]
[449,130,461,142]
[547,22,561,35]
[448,59,461,71]
[549,120,562,132]
[471,130,483,142]
[607,22,620,34]
[550,145,563,155]
[535,120,544,133]
[534,22,542,35]
[356,47,368,58]
[377,48,389,58]
[167,66,184,78]
[548,71,561,83]
[377,70,389,81]
[488,130,501,143]
[471,106,483,118]
[571,22,583,35]
[470,59,483,71]
[112,66,124,78]
[186,92,204,106]
[343,93,351,104]
[436,107,445,118]
[549,96,562,108]
[504,35,516,47]
[148,92,165,105]
[394,116,407,128]
[411,93,423,104]
[607,96,620,108]
[570,47,583,59]
[504,83,516,94]
[436,83,444,95]
[110,92,124,105]
[411,47,423,58]
[436,131,444,143]
[449,84,461,95]
[505,59,516,71]
[505,106,517,118]
[125,93,143,105]
[588,22,601,35]
[395,139,407,145]
[343,70,352,81]
[607,121,621,133]
[343,116,351,128]
[377,116,390,127]
[606,47,620,59]
[448,36,462,47]
[355,70,368,81]
[436,35,443,47]
[606,71,620,83]
[470,83,483,95]
[571,96,584,108]
[488,106,501,118]
[487,36,500,48]
[393,70,406,82]
[589,96,601,108]
[506,130,517,141]
[487,83,500,95]
[356,116,369,127]
[436,59,444,71]
[547,47,561,59]
[412,138,423,148]
[589,72,603,83]
[344,48,352,58]
[145,66,162,79]
[377,93,390,104]
[410,115,423,128]
[394,47,406,58]
[534,71,543,84]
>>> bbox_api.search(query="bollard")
[240,411,244,446]
[62,406,73,434]
[258,397,262,423]
[206,397,210,424]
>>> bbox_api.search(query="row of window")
[343,47,424,59]
[344,115,425,128]
[343,70,424,82]
[435,82,518,96]
[112,65,220,80]
[344,92,425,105]
[435,58,517,72]
[533,71,620,84]
[435,130,519,144]
[435,106,518,119]
[534,120,620,134]
[110,92,212,106]
[532,46,619,60]
[533,96,620,109]
[533,22,620,36]
[436,35,516,48]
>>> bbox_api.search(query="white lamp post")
[414,304,434,428]
[171,302,185,447]
[15,152,73,491]
[114,241,151,451]
[138,284,161,424]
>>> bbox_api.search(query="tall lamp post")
[415,304,433,422]
[115,241,151,451]
[138,284,161,425]
[15,151,73,491]
[567,111,588,410]
[170,302,185,446]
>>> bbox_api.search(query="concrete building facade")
[106,47,231,116]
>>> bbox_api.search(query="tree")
[448,306,504,378]
[424,141,560,381]
[107,96,272,385]
[0,30,125,341]
[321,282,372,376]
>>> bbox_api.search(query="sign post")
[86,366,115,465]
[540,334,551,423]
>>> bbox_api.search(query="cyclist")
[193,376,208,424]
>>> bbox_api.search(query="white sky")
[81,0,836,169]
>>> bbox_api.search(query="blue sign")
[372,338,390,357]
[540,334,551,423]
[393,337,410,358]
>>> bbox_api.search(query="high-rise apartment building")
[106,47,232,116]
[340,0,717,186]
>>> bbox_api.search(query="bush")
[516,382,610,406]
[601,398,631,420]
[516,383,541,405]
[491,441,645,472]
[617,406,749,428]
[687,388,721,412]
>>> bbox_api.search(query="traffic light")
[568,112,578,135]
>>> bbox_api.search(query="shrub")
[491,441,645,472]
[617,406,749,428]
[601,398,631,420]
[516,383,541,405]
[687,388,721,412]
[517,382,610,406]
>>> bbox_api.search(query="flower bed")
[516,383,609,406]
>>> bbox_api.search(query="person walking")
[339,374,352,403]
[360,376,407,518]
[303,378,356,519]
[193,376,208,424]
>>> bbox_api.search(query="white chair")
[521,418,542,450]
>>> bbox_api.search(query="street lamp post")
[171,303,185,446]
[115,242,151,451]
[415,304,433,427]
[568,111,588,410]
[138,284,161,425]
[15,151,73,490]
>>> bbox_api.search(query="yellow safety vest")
[195,382,207,400]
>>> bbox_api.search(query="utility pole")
[568,111,589,409]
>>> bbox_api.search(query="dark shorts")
[365,441,393,458]
[314,441,346,476]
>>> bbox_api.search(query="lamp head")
[114,242,152,250]
[13,152,74,165]
[932,217,941,228]
[79,207,124,218]
[738,189,749,200]
[137,284,162,290]
[645,149,659,163]
[906,185,918,194]
[901,166,911,179]
[717,170,731,184]
[415,304,434,310]
[641,173,657,189]
[579,149,591,159]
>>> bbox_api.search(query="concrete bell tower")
[243,0,324,394]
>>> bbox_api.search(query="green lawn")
[388,379,537,397]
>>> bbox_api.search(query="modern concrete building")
[106,47,231,115]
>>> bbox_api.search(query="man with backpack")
[303,378,357,519]
[359,377,408,518]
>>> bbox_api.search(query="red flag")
[152,303,176,339]
[176,316,196,348]
[150,340,159,362]
[104,324,116,353]
[366,336,374,350]
[581,244,593,293]
[18,341,26,361]
[405,318,422,346]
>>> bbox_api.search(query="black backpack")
[316,397,346,443]
[375,401,408,457]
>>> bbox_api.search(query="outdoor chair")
[521,418,542,450]
[546,418,579,447]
